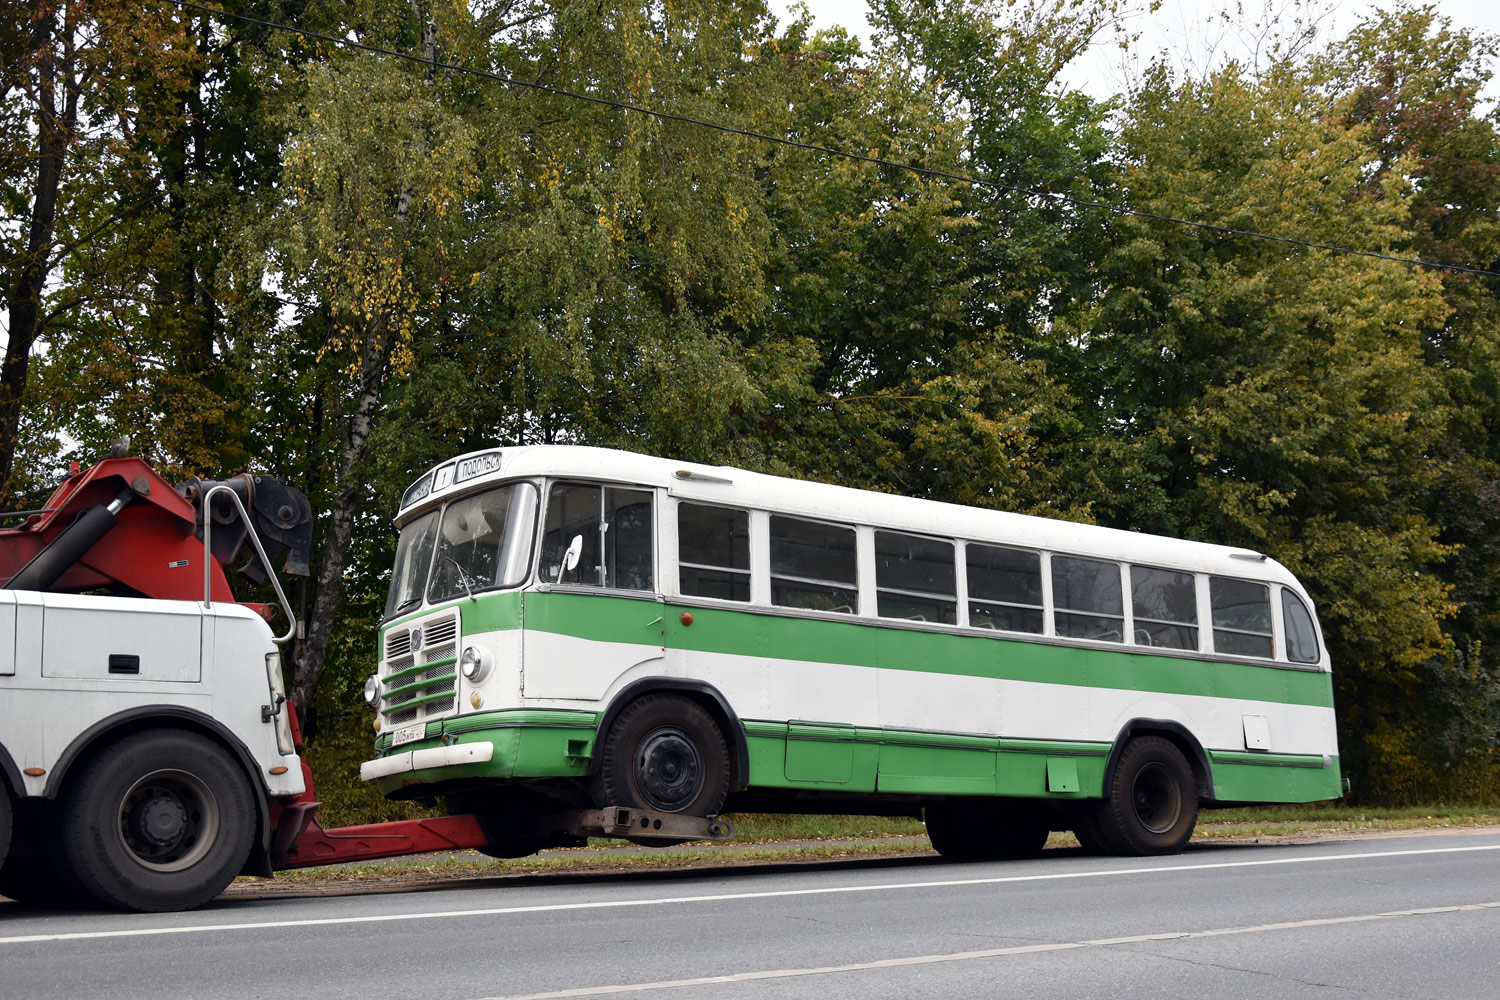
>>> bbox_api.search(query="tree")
[1087,57,1457,798]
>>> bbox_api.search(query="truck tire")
[0,801,92,907]
[592,695,729,818]
[58,730,256,912]
[1093,736,1198,855]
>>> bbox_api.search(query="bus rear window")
[770,516,856,614]
[1282,590,1320,664]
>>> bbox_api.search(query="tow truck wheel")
[59,730,256,912]
[592,695,729,818]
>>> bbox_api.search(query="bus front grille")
[380,610,460,728]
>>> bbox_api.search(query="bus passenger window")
[541,483,654,591]
[605,488,654,591]
[1210,578,1273,657]
[875,531,956,624]
[1052,556,1124,642]
[770,516,856,613]
[1282,590,1320,664]
[678,503,750,601]
[542,483,602,586]
[1130,567,1198,649]
[966,544,1043,633]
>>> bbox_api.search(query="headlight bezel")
[460,645,488,682]
[362,672,381,707]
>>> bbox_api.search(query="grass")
[233,804,1500,891]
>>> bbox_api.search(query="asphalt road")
[3,830,1498,1000]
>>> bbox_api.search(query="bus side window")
[1130,566,1198,649]
[542,482,602,586]
[1210,578,1273,658]
[875,531,956,624]
[678,503,750,601]
[966,544,1043,633]
[1052,556,1124,642]
[1282,590,1320,664]
[605,487,654,591]
[770,515,857,613]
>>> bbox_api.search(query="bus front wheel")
[1095,736,1198,855]
[593,694,729,818]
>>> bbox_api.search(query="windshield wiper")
[442,554,479,600]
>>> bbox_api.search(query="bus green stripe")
[523,591,1334,708]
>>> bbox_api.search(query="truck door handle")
[108,654,140,675]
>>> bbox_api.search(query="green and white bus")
[360,446,1340,858]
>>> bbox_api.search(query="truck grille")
[380,610,460,728]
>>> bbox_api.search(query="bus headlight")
[460,645,488,682]
[363,673,381,707]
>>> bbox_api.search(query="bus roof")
[396,445,1305,589]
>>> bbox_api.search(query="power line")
[168,0,1500,280]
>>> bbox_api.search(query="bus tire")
[58,729,256,912]
[593,694,729,817]
[925,803,1048,860]
[1070,807,1112,854]
[0,786,11,873]
[1095,736,1198,855]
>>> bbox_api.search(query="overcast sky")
[774,0,1500,100]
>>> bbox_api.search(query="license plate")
[391,723,427,747]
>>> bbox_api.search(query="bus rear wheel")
[1095,736,1198,855]
[58,730,256,912]
[925,803,1048,861]
[593,695,729,818]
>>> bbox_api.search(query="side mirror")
[555,533,583,583]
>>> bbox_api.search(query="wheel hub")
[117,769,219,872]
[1132,761,1182,834]
[635,727,702,812]
[132,794,188,846]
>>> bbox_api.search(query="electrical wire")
[166,0,1500,279]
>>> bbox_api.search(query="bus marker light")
[680,612,693,626]
[471,693,483,709]
[23,768,45,777]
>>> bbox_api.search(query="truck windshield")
[384,482,540,619]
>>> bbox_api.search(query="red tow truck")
[0,453,549,911]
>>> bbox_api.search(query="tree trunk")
[292,327,389,726]
[0,7,71,503]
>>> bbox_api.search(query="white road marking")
[0,842,1497,946]
[478,902,1500,999]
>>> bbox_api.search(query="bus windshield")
[384,482,539,618]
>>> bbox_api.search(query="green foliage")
[8,0,1500,805]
